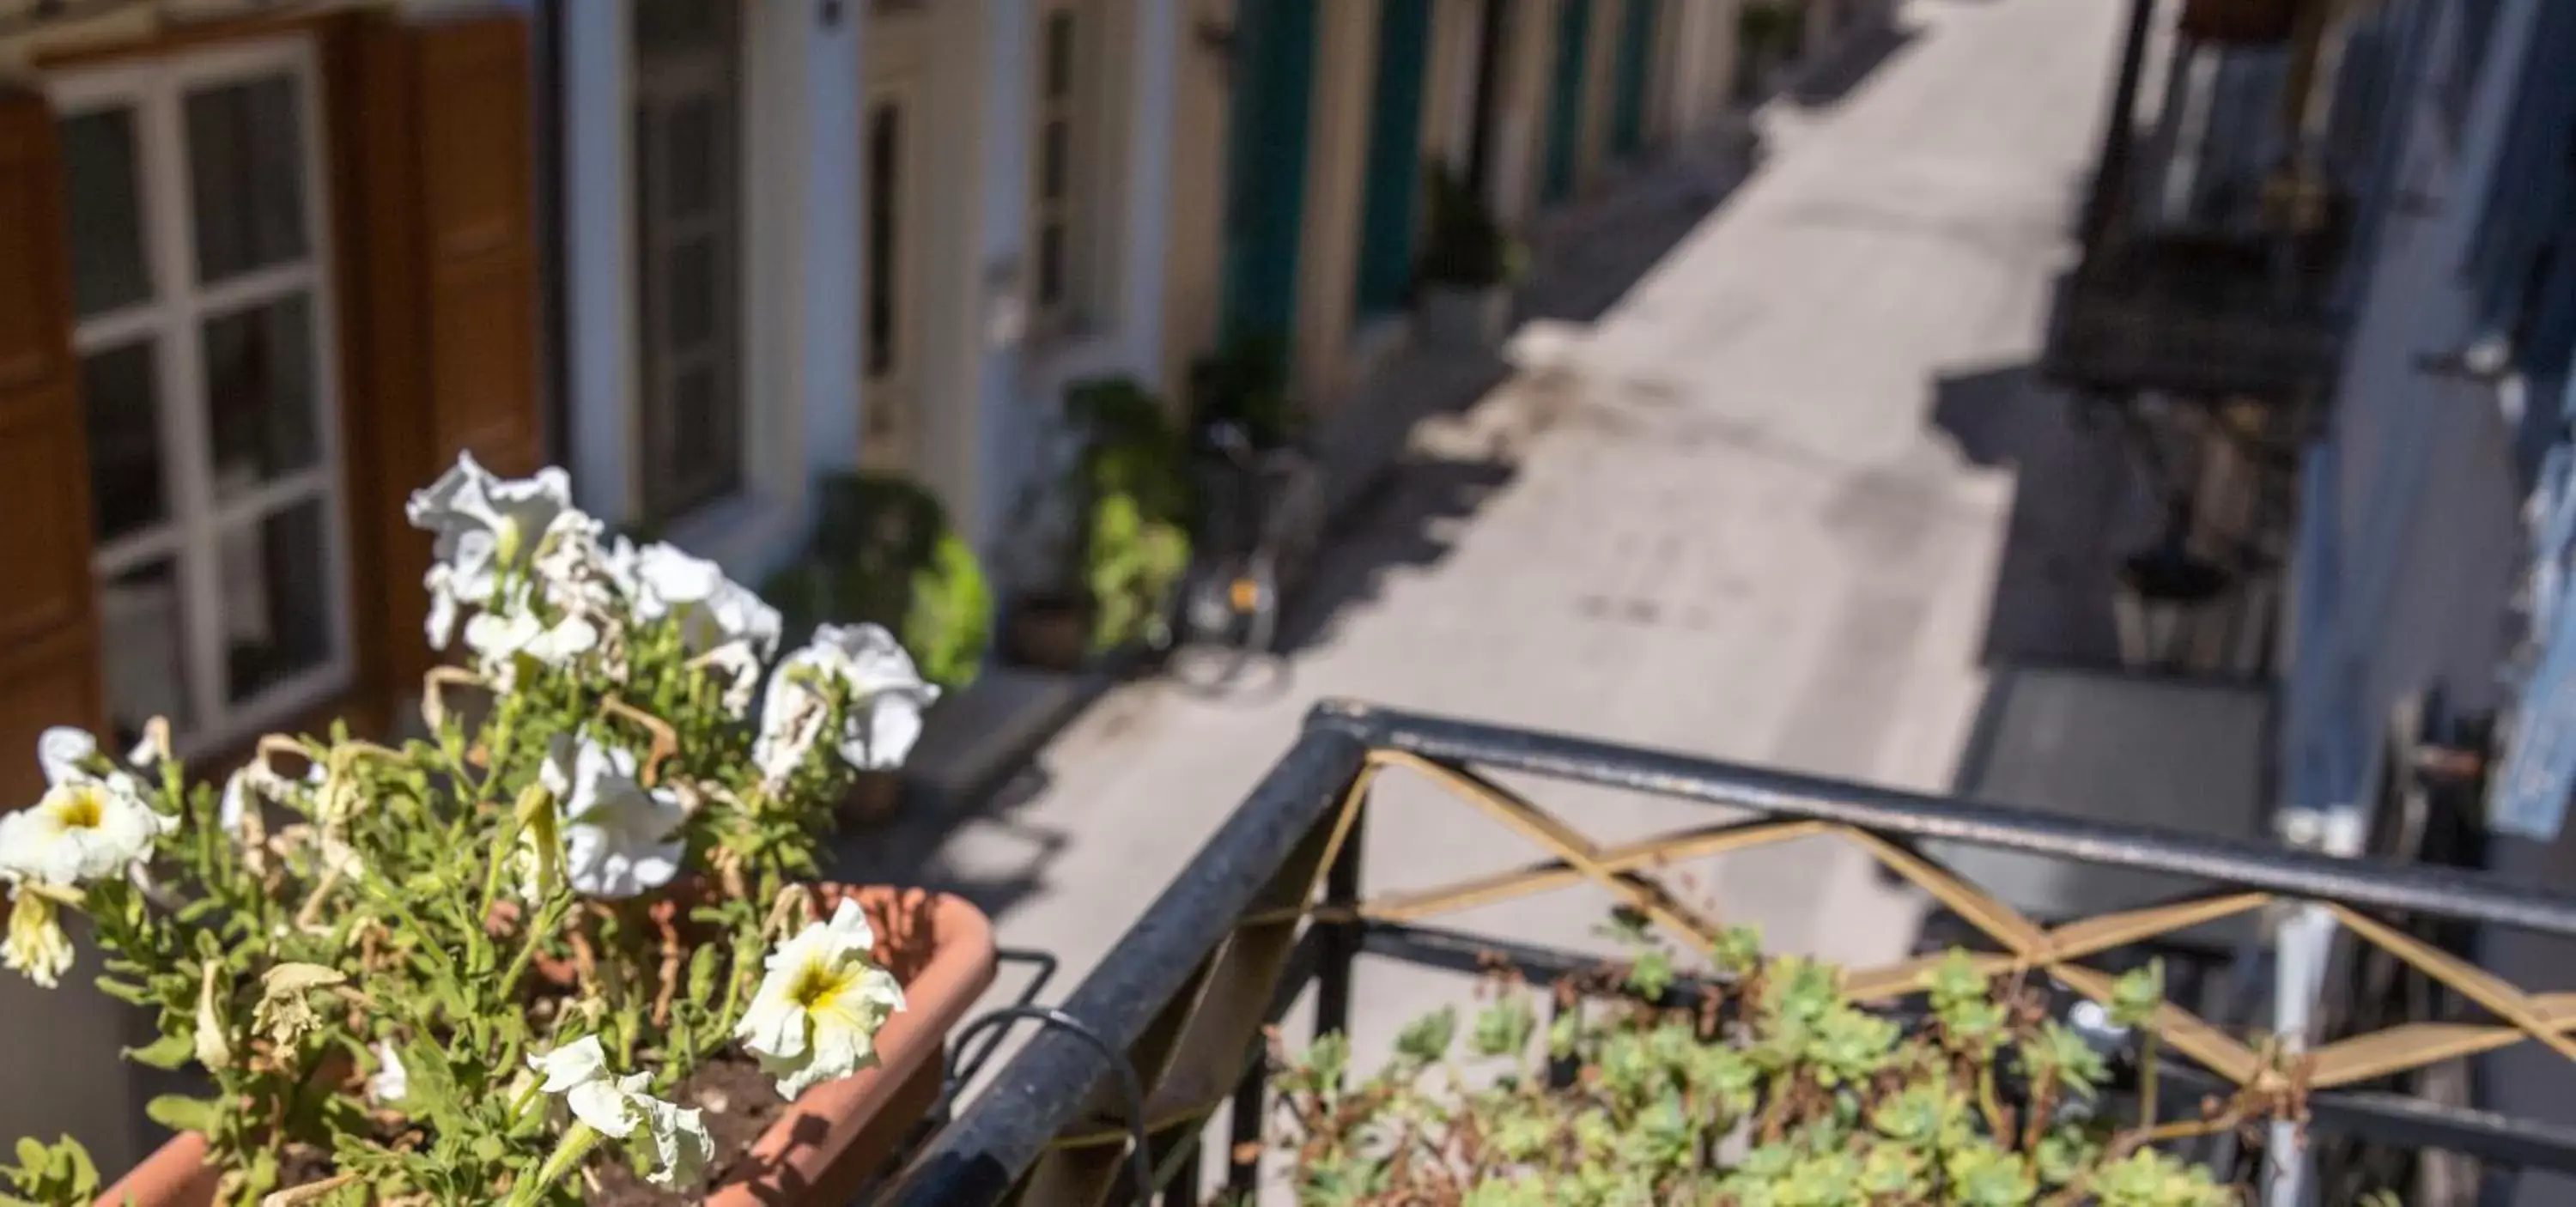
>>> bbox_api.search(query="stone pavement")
[836,0,2137,1120]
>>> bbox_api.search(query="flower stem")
[508,1121,601,1207]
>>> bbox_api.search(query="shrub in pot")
[999,377,1193,670]
[1414,163,1522,352]
[767,474,990,826]
[0,454,992,1206]
[1267,919,2292,1205]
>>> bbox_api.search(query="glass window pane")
[1045,11,1078,100]
[1037,221,1066,306]
[866,101,902,376]
[201,294,320,500]
[81,343,169,544]
[1042,118,1071,203]
[98,559,191,750]
[637,0,729,56]
[668,236,717,349]
[185,75,308,284]
[60,108,152,318]
[220,498,333,705]
[664,98,723,221]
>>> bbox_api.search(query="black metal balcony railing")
[2043,232,2343,403]
[884,701,2576,1206]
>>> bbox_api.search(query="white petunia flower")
[369,1041,409,1104]
[0,775,164,887]
[422,563,462,650]
[1,889,72,989]
[693,642,764,719]
[538,736,686,900]
[752,624,939,786]
[36,727,98,787]
[633,543,783,659]
[735,899,907,1099]
[404,452,576,606]
[528,1035,713,1190]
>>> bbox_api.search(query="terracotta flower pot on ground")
[999,593,1092,672]
[97,885,996,1207]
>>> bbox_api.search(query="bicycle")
[1165,422,1324,678]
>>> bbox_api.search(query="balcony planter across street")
[0,453,983,1205]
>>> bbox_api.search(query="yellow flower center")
[54,787,104,830]
[787,957,857,1013]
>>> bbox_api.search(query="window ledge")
[656,489,808,586]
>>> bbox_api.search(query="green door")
[1354,0,1435,318]
[1541,0,1592,205]
[1219,0,1320,349]
[1611,0,1657,157]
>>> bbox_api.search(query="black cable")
[943,1004,1157,1207]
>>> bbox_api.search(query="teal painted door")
[1611,0,1656,157]
[1220,0,1319,348]
[1354,0,1435,318]
[1541,0,1592,204]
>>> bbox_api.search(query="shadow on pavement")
[824,761,1072,922]
[1783,20,1923,109]
[1926,360,2152,668]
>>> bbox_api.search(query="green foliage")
[2,1136,100,1207]
[1187,333,1299,453]
[769,472,988,693]
[1417,161,1522,291]
[1740,0,1807,54]
[1063,377,1194,652]
[1269,926,2269,1206]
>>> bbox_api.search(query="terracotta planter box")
[98,886,996,1207]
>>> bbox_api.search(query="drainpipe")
[2082,0,2161,251]
[534,0,571,467]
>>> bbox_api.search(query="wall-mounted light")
[2415,335,2512,385]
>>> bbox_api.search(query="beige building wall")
[1574,0,1623,192]
[1424,0,1488,179]
[1488,0,1560,227]
[1160,0,1236,399]
[1288,0,1382,412]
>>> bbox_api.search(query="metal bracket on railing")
[943,1005,1157,1207]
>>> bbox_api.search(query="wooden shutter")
[0,90,103,807]
[325,11,542,713]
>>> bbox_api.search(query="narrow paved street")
[884,0,2133,1063]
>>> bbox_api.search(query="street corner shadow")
[1517,156,1757,327]
[1784,19,1923,109]
[1269,448,1522,660]
[1925,360,2153,668]
[823,760,1072,925]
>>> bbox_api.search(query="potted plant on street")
[0,453,995,1205]
[1267,919,2274,1205]
[1414,162,1523,352]
[999,378,1192,670]
[768,473,991,827]
[1738,0,1809,96]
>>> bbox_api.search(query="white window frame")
[52,38,355,760]
[631,0,749,525]
[1029,0,1093,334]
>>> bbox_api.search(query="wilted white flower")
[404,452,575,606]
[736,899,906,1099]
[422,562,462,650]
[463,610,601,687]
[529,1035,713,1189]
[633,543,782,658]
[218,759,325,836]
[752,624,939,785]
[1,889,72,988]
[369,1041,409,1104]
[0,775,164,887]
[538,736,686,900]
[693,642,764,719]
